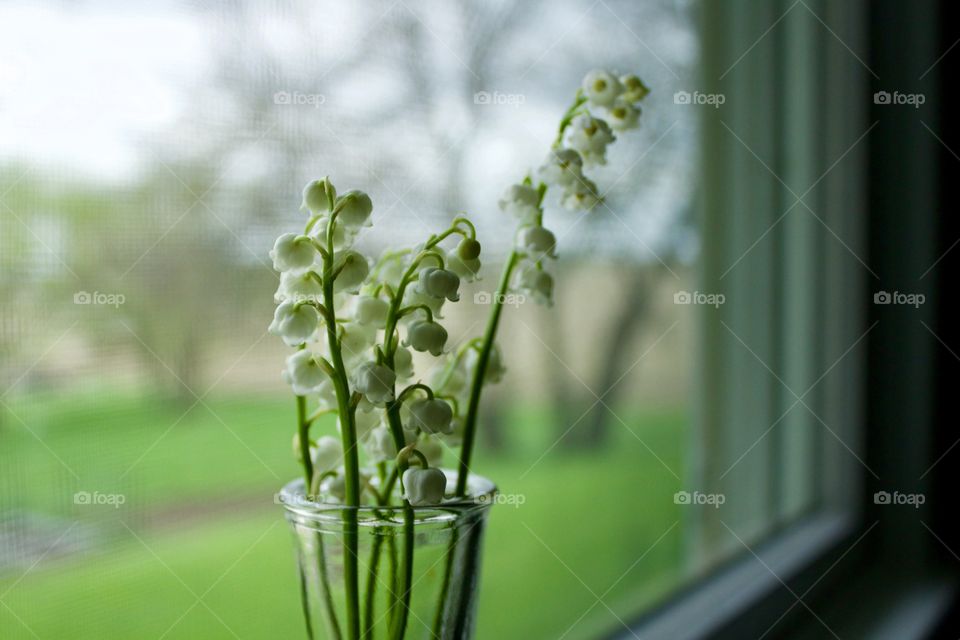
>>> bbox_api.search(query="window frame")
[613,0,958,637]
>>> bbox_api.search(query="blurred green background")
[0,1,697,638]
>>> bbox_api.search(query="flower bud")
[407,398,454,435]
[582,69,623,107]
[517,226,557,259]
[283,349,329,396]
[619,73,650,103]
[354,295,389,327]
[332,250,370,293]
[269,300,320,346]
[402,467,447,506]
[404,320,448,356]
[417,267,460,302]
[270,233,317,273]
[302,177,336,214]
[394,346,415,380]
[457,238,481,260]
[516,266,554,307]
[351,361,396,404]
[335,190,373,229]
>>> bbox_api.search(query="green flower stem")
[363,533,384,639]
[431,527,459,638]
[322,219,362,640]
[316,534,344,640]
[389,502,416,640]
[298,390,342,640]
[387,534,399,632]
[296,394,313,487]
[455,250,520,496]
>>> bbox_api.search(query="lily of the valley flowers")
[268,68,650,640]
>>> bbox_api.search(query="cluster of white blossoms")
[496,68,650,308]
[269,177,496,506]
[271,70,649,508]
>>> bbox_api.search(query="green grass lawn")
[0,392,687,639]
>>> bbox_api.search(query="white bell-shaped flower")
[302,177,336,214]
[619,73,650,103]
[537,148,584,188]
[283,349,329,396]
[582,69,623,107]
[404,320,448,356]
[401,287,445,321]
[418,436,444,467]
[270,233,317,274]
[517,225,557,260]
[312,436,343,475]
[394,346,415,380]
[431,361,466,396]
[446,250,481,283]
[417,267,460,302]
[275,271,323,304]
[364,425,398,462]
[268,300,320,346]
[516,265,554,307]
[465,343,506,385]
[353,295,389,327]
[497,184,540,223]
[315,377,338,410]
[351,361,396,405]
[332,250,370,293]
[560,177,602,211]
[445,416,466,445]
[402,467,447,506]
[338,408,380,442]
[607,98,640,131]
[407,398,454,435]
[565,115,616,166]
[335,190,373,229]
[339,322,377,362]
[322,467,371,503]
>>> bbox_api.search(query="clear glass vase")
[279,471,495,640]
